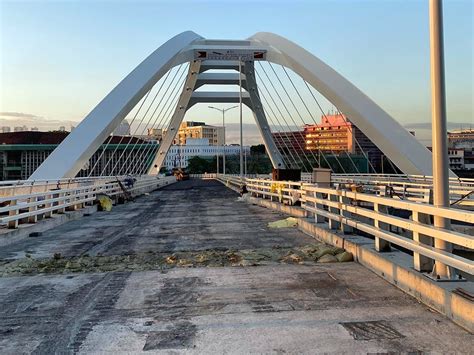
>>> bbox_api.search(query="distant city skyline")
[1,111,471,146]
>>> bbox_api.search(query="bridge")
[0,24,473,353]
[0,177,472,353]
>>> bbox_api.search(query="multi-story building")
[0,132,157,180]
[304,114,384,171]
[164,138,249,170]
[1,127,11,133]
[174,121,224,146]
[271,131,306,158]
[448,149,465,171]
[448,129,474,174]
[448,128,474,150]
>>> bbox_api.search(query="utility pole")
[209,105,238,174]
[429,0,453,279]
[244,149,247,176]
[239,57,244,178]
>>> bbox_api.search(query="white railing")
[0,175,176,229]
[217,175,474,276]
[332,173,474,208]
[189,173,218,179]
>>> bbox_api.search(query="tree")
[250,144,266,154]
[187,156,214,174]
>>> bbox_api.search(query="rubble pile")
[0,243,353,276]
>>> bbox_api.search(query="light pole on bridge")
[209,105,238,174]
[429,0,453,279]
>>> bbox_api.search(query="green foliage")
[250,144,266,155]
[187,156,216,174]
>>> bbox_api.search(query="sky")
[0,0,473,145]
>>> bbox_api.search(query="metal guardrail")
[300,173,474,208]
[0,175,176,229]
[217,174,474,276]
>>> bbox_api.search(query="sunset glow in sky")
[1,0,472,144]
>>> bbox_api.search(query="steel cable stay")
[261,105,300,169]
[86,89,151,177]
[108,67,185,176]
[333,107,379,174]
[255,66,314,172]
[131,64,190,175]
[96,88,153,177]
[302,79,378,174]
[256,69,312,171]
[278,65,359,173]
[129,64,190,175]
[253,70,301,168]
[265,62,347,174]
[277,67,338,173]
[117,63,188,175]
[276,64,357,173]
[115,67,175,176]
[261,62,329,172]
[131,63,190,174]
[136,75,187,175]
[257,85,306,169]
[257,62,319,172]
[254,69,306,169]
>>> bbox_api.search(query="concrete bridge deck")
[0,179,472,354]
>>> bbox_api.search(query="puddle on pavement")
[0,243,353,276]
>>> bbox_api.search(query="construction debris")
[97,195,113,211]
[268,217,298,228]
[0,244,354,276]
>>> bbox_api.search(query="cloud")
[0,112,79,131]
[0,112,42,119]
[403,122,473,130]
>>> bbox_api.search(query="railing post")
[28,196,38,224]
[44,193,53,218]
[8,199,19,229]
[328,192,339,230]
[314,191,325,223]
[374,202,391,252]
[57,192,65,214]
[412,210,435,272]
[339,193,353,234]
[66,190,76,211]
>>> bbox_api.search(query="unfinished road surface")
[0,179,472,354]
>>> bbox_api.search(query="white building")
[1,127,11,133]
[448,149,464,170]
[164,138,250,170]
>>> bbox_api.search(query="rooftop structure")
[175,121,224,146]
[0,132,155,180]
[448,128,474,150]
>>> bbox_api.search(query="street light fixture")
[208,105,238,174]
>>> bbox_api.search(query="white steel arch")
[31,31,440,179]
[249,32,438,177]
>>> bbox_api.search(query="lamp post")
[429,0,452,279]
[239,57,243,178]
[208,105,238,174]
